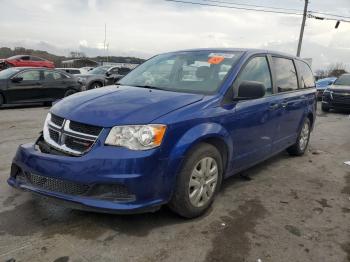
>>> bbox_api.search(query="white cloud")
[0,0,349,70]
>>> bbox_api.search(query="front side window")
[272,57,298,92]
[17,70,40,81]
[88,66,110,75]
[118,51,243,94]
[296,60,315,89]
[236,56,272,96]
[109,68,119,74]
[31,56,45,61]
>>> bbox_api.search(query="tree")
[327,62,347,77]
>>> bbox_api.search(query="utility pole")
[296,0,309,57]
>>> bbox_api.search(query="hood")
[51,85,204,127]
[329,84,350,92]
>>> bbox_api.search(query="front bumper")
[322,92,350,110]
[8,143,174,214]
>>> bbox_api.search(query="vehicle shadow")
[1,152,289,239]
[0,103,50,110]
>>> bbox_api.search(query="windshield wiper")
[133,85,165,90]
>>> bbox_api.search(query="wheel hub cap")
[189,157,218,208]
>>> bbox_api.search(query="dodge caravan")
[8,49,316,218]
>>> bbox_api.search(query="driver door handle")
[281,102,288,108]
[268,103,279,110]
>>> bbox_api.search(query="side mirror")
[11,76,23,83]
[235,81,265,100]
[105,71,111,77]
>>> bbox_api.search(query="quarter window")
[272,57,298,92]
[296,60,315,89]
[17,70,40,81]
[236,56,272,95]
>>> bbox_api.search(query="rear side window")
[296,60,315,88]
[272,57,298,92]
[236,56,272,96]
[44,71,66,80]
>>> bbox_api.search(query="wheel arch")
[88,80,104,89]
[168,123,233,181]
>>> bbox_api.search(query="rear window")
[272,57,298,92]
[296,60,315,89]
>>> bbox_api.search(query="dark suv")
[322,73,350,112]
[8,49,316,218]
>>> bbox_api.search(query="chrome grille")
[50,114,64,127]
[43,113,102,156]
[69,121,102,136]
[332,92,350,104]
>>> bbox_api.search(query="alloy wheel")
[299,121,310,151]
[189,157,218,208]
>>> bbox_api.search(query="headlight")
[105,124,167,150]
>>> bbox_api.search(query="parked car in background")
[80,67,94,74]
[316,77,337,100]
[0,55,55,69]
[76,65,131,90]
[8,49,316,218]
[322,74,350,112]
[57,68,83,75]
[0,67,81,107]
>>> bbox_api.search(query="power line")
[165,0,350,23]
[309,10,350,20]
[204,0,350,20]
[167,0,350,22]
[165,0,303,16]
[202,0,302,12]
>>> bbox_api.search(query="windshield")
[0,68,21,79]
[118,51,242,94]
[88,66,110,75]
[334,74,350,86]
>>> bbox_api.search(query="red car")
[0,55,55,69]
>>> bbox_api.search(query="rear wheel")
[64,89,77,97]
[287,118,311,156]
[169,143,223,218]
[321,103,330,112]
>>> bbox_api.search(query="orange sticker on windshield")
[208,56,224,64]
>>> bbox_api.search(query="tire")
[64,89,77,97]
[89,82,103,90]
[287,118,311,156]
[0,94,4,107]
[169,143,223,218]
[321,104,330,112]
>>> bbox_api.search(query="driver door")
[6,69,44,103]
[228,56,280,171]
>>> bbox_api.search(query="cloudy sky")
[0,0,349,70]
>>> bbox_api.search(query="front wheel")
[89,82,103,89]
[287,118,311,156]
[169,143,223,218]
[321,103,330,112]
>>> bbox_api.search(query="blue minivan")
[8,49,316,218]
